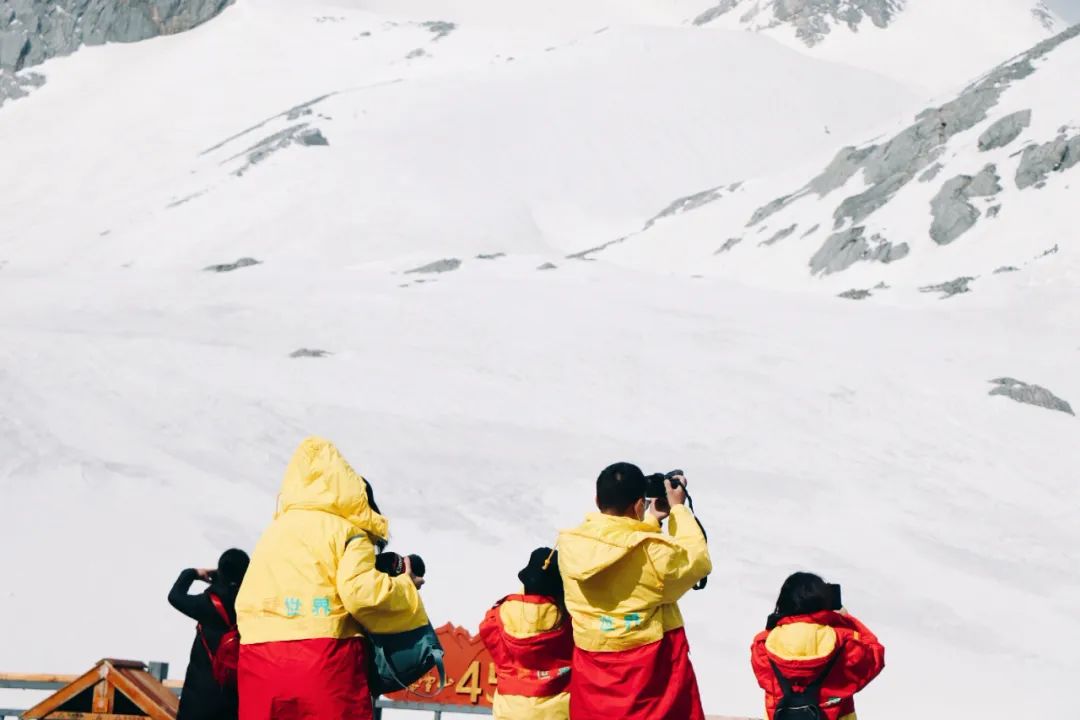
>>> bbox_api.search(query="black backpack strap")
[770,644,843,699]
[769,660,795,697]
[805,646,843,696]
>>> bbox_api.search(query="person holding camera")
[479,547,574,720]
[751,572,885,720]
[557,462,711,720]
[235,437,428,720]
[168,549,249,720]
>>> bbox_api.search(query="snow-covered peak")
[693,0,1065,93]
[592,24,1080,298]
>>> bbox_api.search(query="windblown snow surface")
[1,1,1078,718]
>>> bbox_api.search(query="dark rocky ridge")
[693,0,905,46]
[1,0,233,104]
[0,0,233,73]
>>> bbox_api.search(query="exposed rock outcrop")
[290,348,331,358]
[204,257,261,273]
[420,20,456,40]
[1015,132,1080,189]
[809,226,908,275]
[0,68,42,106]
[407,258,461,274]
[715,237,743,254]
[0,0,233,73]
[919,276,974,298]
[977,110,1032,151]
[228,124,329,176]
[761,224,798,246]
[929,165,1001,245]
[989,377,1074,415]
[693,0,904,46]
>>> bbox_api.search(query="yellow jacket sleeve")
[335,534,428,634]
[648,505,713,603]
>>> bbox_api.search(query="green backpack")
[366,623,447,697]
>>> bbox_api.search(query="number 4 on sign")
[456,661,483,704]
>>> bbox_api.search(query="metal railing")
[0,664,492,719]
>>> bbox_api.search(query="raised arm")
[336,534,428,634]
[647,504,712,603]
[837,613,885,691]
[168,568,214,622]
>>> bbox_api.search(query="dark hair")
[775,572,831,616]
[217,548,250,588]
[596,462,647,513]
[519,547,564,603]
[364,479,388,551]
[364,479,382,515]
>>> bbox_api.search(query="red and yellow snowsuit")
[751,610,885,720]
[557,506,712,719]
[235,437,429,720]
[479,594,574,720]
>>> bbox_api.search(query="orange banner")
[384,623,497,707]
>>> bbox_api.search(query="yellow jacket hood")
[557,512,669,581]
[557,506,710,653]
[277,436,388,542]
[237,437,427,645]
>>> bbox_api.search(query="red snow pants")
[569,626,705,720]
[238,636,373,720]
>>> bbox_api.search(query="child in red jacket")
[479,547,574,720]
[751,572,885,720]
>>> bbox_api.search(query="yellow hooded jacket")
[236,437,428,645]
[556,505,711,652]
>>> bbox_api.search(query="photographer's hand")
[195,568,215,583]
[647,498,670,523]
[403,555,425,590]
[666,476,688,507]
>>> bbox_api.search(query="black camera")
[375,552,426,578]
[645,469,684,513]
[828,583,843,611]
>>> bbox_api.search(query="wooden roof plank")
[42,713,147,719]
[107,666,177,720]
[116,668,179,712]
[21,665,105,719]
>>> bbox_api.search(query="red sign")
[384,623,497,707]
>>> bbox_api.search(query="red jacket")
[751,611,885,720]
[479,594,574,719]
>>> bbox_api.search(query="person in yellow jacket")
[235,437,428,720]
[557,462,711,720]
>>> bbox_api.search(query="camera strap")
[681,487,709,591]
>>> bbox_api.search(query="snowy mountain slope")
[593,23,1080,296]
[0,0,920,271]
[1,259,1078,718]
[1,1,1079,719]
[693,0,1064,92]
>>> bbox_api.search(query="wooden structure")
[21,659,178,720]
